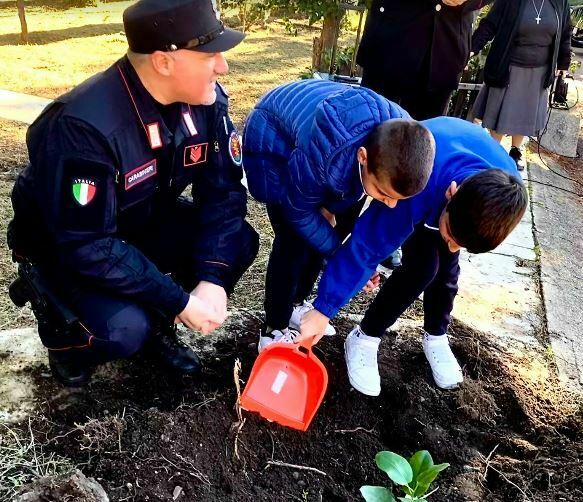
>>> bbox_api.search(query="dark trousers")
[361,226,460,338]
[361,68,452,121]
[37,201,259,364]
[265,200,365,330]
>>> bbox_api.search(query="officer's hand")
[442,0,468,6]
[363,271,381,293]
[191,281,228,321]
[176,295,224,335]
[295,308,329,346]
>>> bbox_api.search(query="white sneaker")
[344,326,381,396]
[422,332,464,389]
[258,328,298,353]
[289,301,336,336]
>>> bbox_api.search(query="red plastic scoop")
[240,338,328,431]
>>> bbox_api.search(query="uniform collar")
[117,56,188,150]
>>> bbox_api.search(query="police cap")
[123,0,245,54]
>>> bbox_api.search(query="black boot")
[509,146,526,171]
[149,327,202,375]
[48,350,92,387]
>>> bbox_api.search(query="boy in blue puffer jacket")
[297,117,528,394]
[243,79,436,351]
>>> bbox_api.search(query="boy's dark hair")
[447,169,528,253]
[364,119,435,197]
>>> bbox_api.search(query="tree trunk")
[315,11,342,72]
[239,2,247,33]
[17,0,28,44]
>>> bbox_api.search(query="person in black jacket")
[357,0,490,120]
[470,0,572,170]
[7,0,259,387]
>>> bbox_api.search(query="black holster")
[9,261,82,349]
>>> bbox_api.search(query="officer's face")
[170,50,229,105]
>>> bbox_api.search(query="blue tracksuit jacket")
[311,116,521,318]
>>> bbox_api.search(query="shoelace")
[297,302,314,317]
[164,334,189,350]
[272,329,299,344]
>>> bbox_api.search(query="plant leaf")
[376,451,413,486]
[413,463,450,497]
[360,485,397,502]
[409,451,434,483]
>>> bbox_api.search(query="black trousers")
[36,201,259,364]
[361,225,460,338]
[264,200,365,330]
[361,68,453,121]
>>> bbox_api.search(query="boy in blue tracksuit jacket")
[298,116,528,394]
[243,79,436,351]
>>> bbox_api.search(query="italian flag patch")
[72,179,97,206]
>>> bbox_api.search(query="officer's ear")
[150,50,174,77]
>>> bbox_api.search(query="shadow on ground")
[0,23,124,46]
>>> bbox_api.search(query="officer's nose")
[214,53,229,75]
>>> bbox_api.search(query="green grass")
[0,2,319,124]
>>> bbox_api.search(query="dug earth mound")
[4,312,582,501]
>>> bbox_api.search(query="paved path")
[0,89,50,125]
[530,158,583,386]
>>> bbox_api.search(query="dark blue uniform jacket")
[9,56,248,318]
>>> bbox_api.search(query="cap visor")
[193,27,245,53]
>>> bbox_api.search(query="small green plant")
[360,450,449,502]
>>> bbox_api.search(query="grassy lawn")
[0,2,319,124]
[0,3,363,328]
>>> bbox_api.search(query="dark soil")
[21,314,583,502]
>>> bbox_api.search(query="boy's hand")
[296,308,330,345]
[363,271,381,292]
[320,207,336,227]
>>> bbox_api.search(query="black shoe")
[509,146,526,171]
[48,350,92,387]
[150,328,202,375]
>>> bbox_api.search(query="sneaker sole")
[344,344,381,397]
[431,371,463,390]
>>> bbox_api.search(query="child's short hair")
[364,119,435,197]
[447,169,528,253]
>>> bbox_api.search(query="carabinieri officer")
[8,0,258,386]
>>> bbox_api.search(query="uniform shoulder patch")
[228,130,242,166]
[72,178,97,206]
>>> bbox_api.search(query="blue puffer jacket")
[243,79,409,256]
[312,117,522,319]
